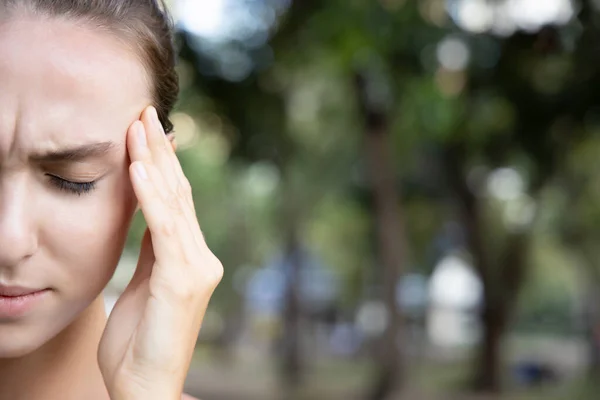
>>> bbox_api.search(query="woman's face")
[0,16,150,357]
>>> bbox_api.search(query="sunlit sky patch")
[176,0,228,39]
[448,0,575,35]
[173,0,287,81]
[176,0,575,41]
[175,0,286,43]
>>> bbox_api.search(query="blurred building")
[244,248,340,319]
[427,253,483,348]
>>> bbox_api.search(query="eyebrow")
[29,141,118,163]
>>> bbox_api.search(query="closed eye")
[47,174,97,196]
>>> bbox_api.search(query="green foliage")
[145,4,600,386]
[305,195,372,308]
[514,233,582,336]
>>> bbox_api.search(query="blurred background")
[105,0,600,399]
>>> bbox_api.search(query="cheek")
[42,172,137,296]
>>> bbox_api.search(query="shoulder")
[182,394,199,400]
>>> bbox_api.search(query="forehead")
[0,16,150,154]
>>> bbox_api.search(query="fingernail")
[137,122,147,148]
[134,162,148,180]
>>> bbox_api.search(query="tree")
[171,0,600,396]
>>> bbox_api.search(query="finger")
[164,148,208,252]
[127,120,152,165]
[142,107,198,237]
[141,106,179,193]
[130,160,199,270]
[146,108,202,242]
[128,120,159,214]
[167,132,177,152]
[164,135,197,213]
[148,108,195,211]
[130,161,182,263]
[129,229,155,286]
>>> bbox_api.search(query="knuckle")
[181,247,197,266]
[206,257,224,286]
[162,283,196,305]
[165,192,184,215]
[155,273,197,303]
[184,179,193,195]
[159,218,177,237]
[154,261,222,306]
[176,180,192,199]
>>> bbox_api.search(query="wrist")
[109,381,181,400]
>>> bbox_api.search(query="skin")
[0,14,221,400]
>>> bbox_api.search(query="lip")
[0,285,45,297]
[0,286,50,319]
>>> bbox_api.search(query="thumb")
[129,228,155,287]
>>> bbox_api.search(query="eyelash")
[47,175,97,196]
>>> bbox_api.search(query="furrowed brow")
[29,141,117,163]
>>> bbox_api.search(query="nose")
[0,179,37,269]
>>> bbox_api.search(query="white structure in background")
[427,253,483,348]
[104,250,139,316]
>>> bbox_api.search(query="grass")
[185,340,597,400]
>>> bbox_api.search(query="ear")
[167,133,177,152]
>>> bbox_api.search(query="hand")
[98,106,223,400]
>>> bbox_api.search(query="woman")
[0,1,222,399]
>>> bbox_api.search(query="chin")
[0,314,74,360]
[0,296,105,360]
[0,331,47,359]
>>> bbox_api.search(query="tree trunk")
[577,243,600,382]
[354,72,407,400]
[281,229,303,389]
[584,285,600,381]
[444,142,530,393]
[473,301,508,391]
[279,186,304,392]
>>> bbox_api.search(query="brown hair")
[0,0,179,134]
